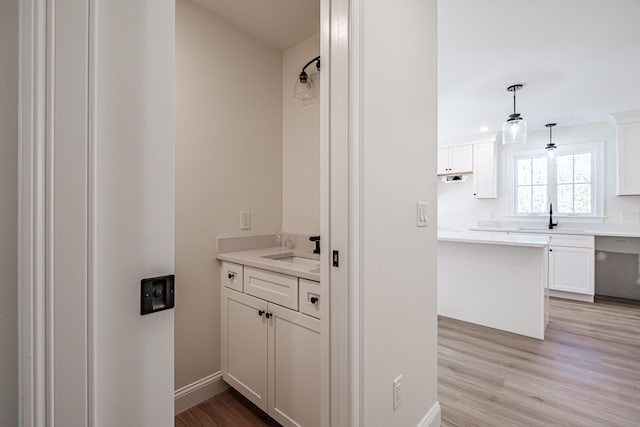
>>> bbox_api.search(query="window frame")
[507,141,605,218]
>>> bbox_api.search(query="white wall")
[94,1,175,425]
[0,0,18,425]
[175,0,283,391]
[439,121,640,231]
[360,0,440,425]
[282,33,321,235]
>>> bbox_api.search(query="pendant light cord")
[513,90,517,115]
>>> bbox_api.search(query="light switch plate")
[417,202,428,227]
[240,211,251,230]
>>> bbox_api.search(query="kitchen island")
[438,231,550,340]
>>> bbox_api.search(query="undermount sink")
[262,253,320,267]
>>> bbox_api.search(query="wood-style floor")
[177,297,640,427]
[440,297,640,427]
[175,388,274,427]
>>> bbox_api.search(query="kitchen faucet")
[548,203,558,230]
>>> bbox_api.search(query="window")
[511,143,602,217]
[556,152,592,214]
[515,156,548,214]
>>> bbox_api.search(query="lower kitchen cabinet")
[221,287,320,427]
[549,245,594,295]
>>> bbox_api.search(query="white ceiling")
[438,0,640,141]
[192,0,320,50]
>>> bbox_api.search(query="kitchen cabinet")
[511,232,595,301]
[612,110,640,195]
[220,264,321,426]
[472,141,497,198]
[549,245,594,296]
[437,145,473,175]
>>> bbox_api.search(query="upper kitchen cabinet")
[472,141,497,199]
[612,110,640,196]
[437,145,473,175]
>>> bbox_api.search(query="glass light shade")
[294,78,314,100]
[502,117,527,144]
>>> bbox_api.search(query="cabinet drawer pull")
[265,313,272,319]
[228,272,235,280]
[310,296,318,304]
[258,310,265,317]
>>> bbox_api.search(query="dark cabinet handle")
[265,313,272,319]
[228,272,235,280]
[258,310,264,316]
[549,249,553,252]
[310,297,318,304]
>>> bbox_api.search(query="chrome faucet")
[548,203,558,230]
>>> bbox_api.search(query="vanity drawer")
[221,261,244,292]
[299,279,321,319]
[244,267,299,310]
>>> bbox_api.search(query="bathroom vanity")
[217,245,321,427]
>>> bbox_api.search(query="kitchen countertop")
[438,231,550,248]
[469,227,640,238]
[217,247,321,282]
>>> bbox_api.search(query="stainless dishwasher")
[595,236,640,301]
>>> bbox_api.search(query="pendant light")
[502,84,527,144]
[545,123,557,158]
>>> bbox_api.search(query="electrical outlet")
[622,211,640,222]
[240,211,251,230]
[393,375,402,410]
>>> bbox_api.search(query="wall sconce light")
[294,56,320,100]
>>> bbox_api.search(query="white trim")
[349,0,364,425]
[174,372,228,415]
[19,1,48,425]
[549,290,594,303]
[87,0,98,424]
[417,401,442,427]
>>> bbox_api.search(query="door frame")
[20,0,357,425]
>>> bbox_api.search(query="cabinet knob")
[549,249,553,252]
[265,313,272,319]
[258,310,264,316]
[310,296,318,304]
[228,272,235,280]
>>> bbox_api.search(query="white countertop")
[469,226,640,238]
[217,247,321,282]
[438,231,550,248]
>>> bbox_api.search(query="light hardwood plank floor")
[178,297,640,426]
[439,297,640,427]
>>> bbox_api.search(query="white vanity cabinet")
[220,265,320,426]
[437,145,473,175]
[221,289,268,411]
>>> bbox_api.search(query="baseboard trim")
[174,371,228,414]
[549,290,594,303]
[417,401,441,427]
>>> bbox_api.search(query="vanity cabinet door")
[267,304,321,427]
[549,245,594,295]
[221,288,268,411]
